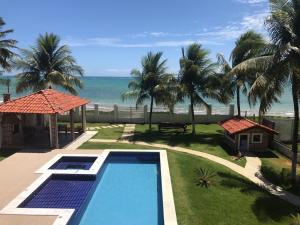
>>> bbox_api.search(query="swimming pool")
[70,152,163,225]
[1,150,177,225]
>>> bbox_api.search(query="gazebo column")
[70,109,75,140]
[81,105,86,132]
[49,114,59,148]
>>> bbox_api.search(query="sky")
[1,0,269,77]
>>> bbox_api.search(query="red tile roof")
[0,89,89,114]
[219,117,278,134]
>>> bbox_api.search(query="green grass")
[168,151,299,225]
[260,150,300,196]
[58,122,110,128]
[92,126,124,139]
[133,124,246,166]
[58,122,124,140]
[79,141,157,149]
[78,143,299,224]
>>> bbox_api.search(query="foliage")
[15,32,83,94]
[0,76,11,93]
[0,17,17,71]
[195,167,216,188]
[122,51,175,128]
[179,43,231,134]
[230,0,300,182]
[281,168,292,187]
[218,30,267,117]
[290,214,300,225]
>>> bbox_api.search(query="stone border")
[0,150,177,225]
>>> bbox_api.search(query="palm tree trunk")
[149,96,154,130]
[291,74,299,183]
[190,95,195,135]
[236,85,241,117]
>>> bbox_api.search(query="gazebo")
[0,88,89,149]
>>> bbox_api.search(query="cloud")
[64,37,221,48]
[195,10,269,40]
[132,31,169,38]
[236,0,267,4]
[63,10,269,49]
[62,37,120,47]
[105,68,131,74]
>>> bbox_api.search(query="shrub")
[195,168,216,188]
[281,168,291,187]
[290,214,300,225]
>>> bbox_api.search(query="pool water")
[49,156,97,170]
[71,152,164,225]
[19,175,95,211]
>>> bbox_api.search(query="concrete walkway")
[86,124,124,131]
[89,138,300,207]
[64,131,97,150]
[121,124,136,139]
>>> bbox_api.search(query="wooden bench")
[158,123,188,132]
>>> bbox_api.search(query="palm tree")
[179,43,231,135]
[15,32,83,95]
[231,0,300,182]
[122,52,173,129]
[218,31,266,117]
[0,17,17,71]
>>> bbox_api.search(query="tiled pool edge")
[0,150,178,225]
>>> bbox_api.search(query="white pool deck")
[0,149,177,225]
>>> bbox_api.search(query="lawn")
[133,124,246,166]
[58,122,124,139]
[260,150,300,196]
[79,142,299,225]
[91,125,124,139]
[79,141,157,150]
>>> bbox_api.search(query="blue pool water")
[19,175,95,211]
[19,152,164,225]
[49,156,97,170]
[71,152,164,225]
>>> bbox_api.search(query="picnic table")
[158,122,188,132]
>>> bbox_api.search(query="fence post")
[94,104,99,119]
[113,104,118,123]
[130,106,132,123]
[207,105,212,116]
[229,104,234,116]
[144,105,148,124]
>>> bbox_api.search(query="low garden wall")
[271,139,300,163]
[58,104,235,124]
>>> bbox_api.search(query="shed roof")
[0,89,89,114]
[219,116,278,135]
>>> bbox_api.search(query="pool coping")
[0,150,178,225]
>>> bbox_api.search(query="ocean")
[0,76,293,116]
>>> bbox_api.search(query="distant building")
[219,116,278,152]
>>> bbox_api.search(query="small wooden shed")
[219,117,278,152]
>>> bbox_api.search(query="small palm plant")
[195,168,216,188]
[290,214,300,225]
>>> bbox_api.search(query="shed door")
[239,134,249,151]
